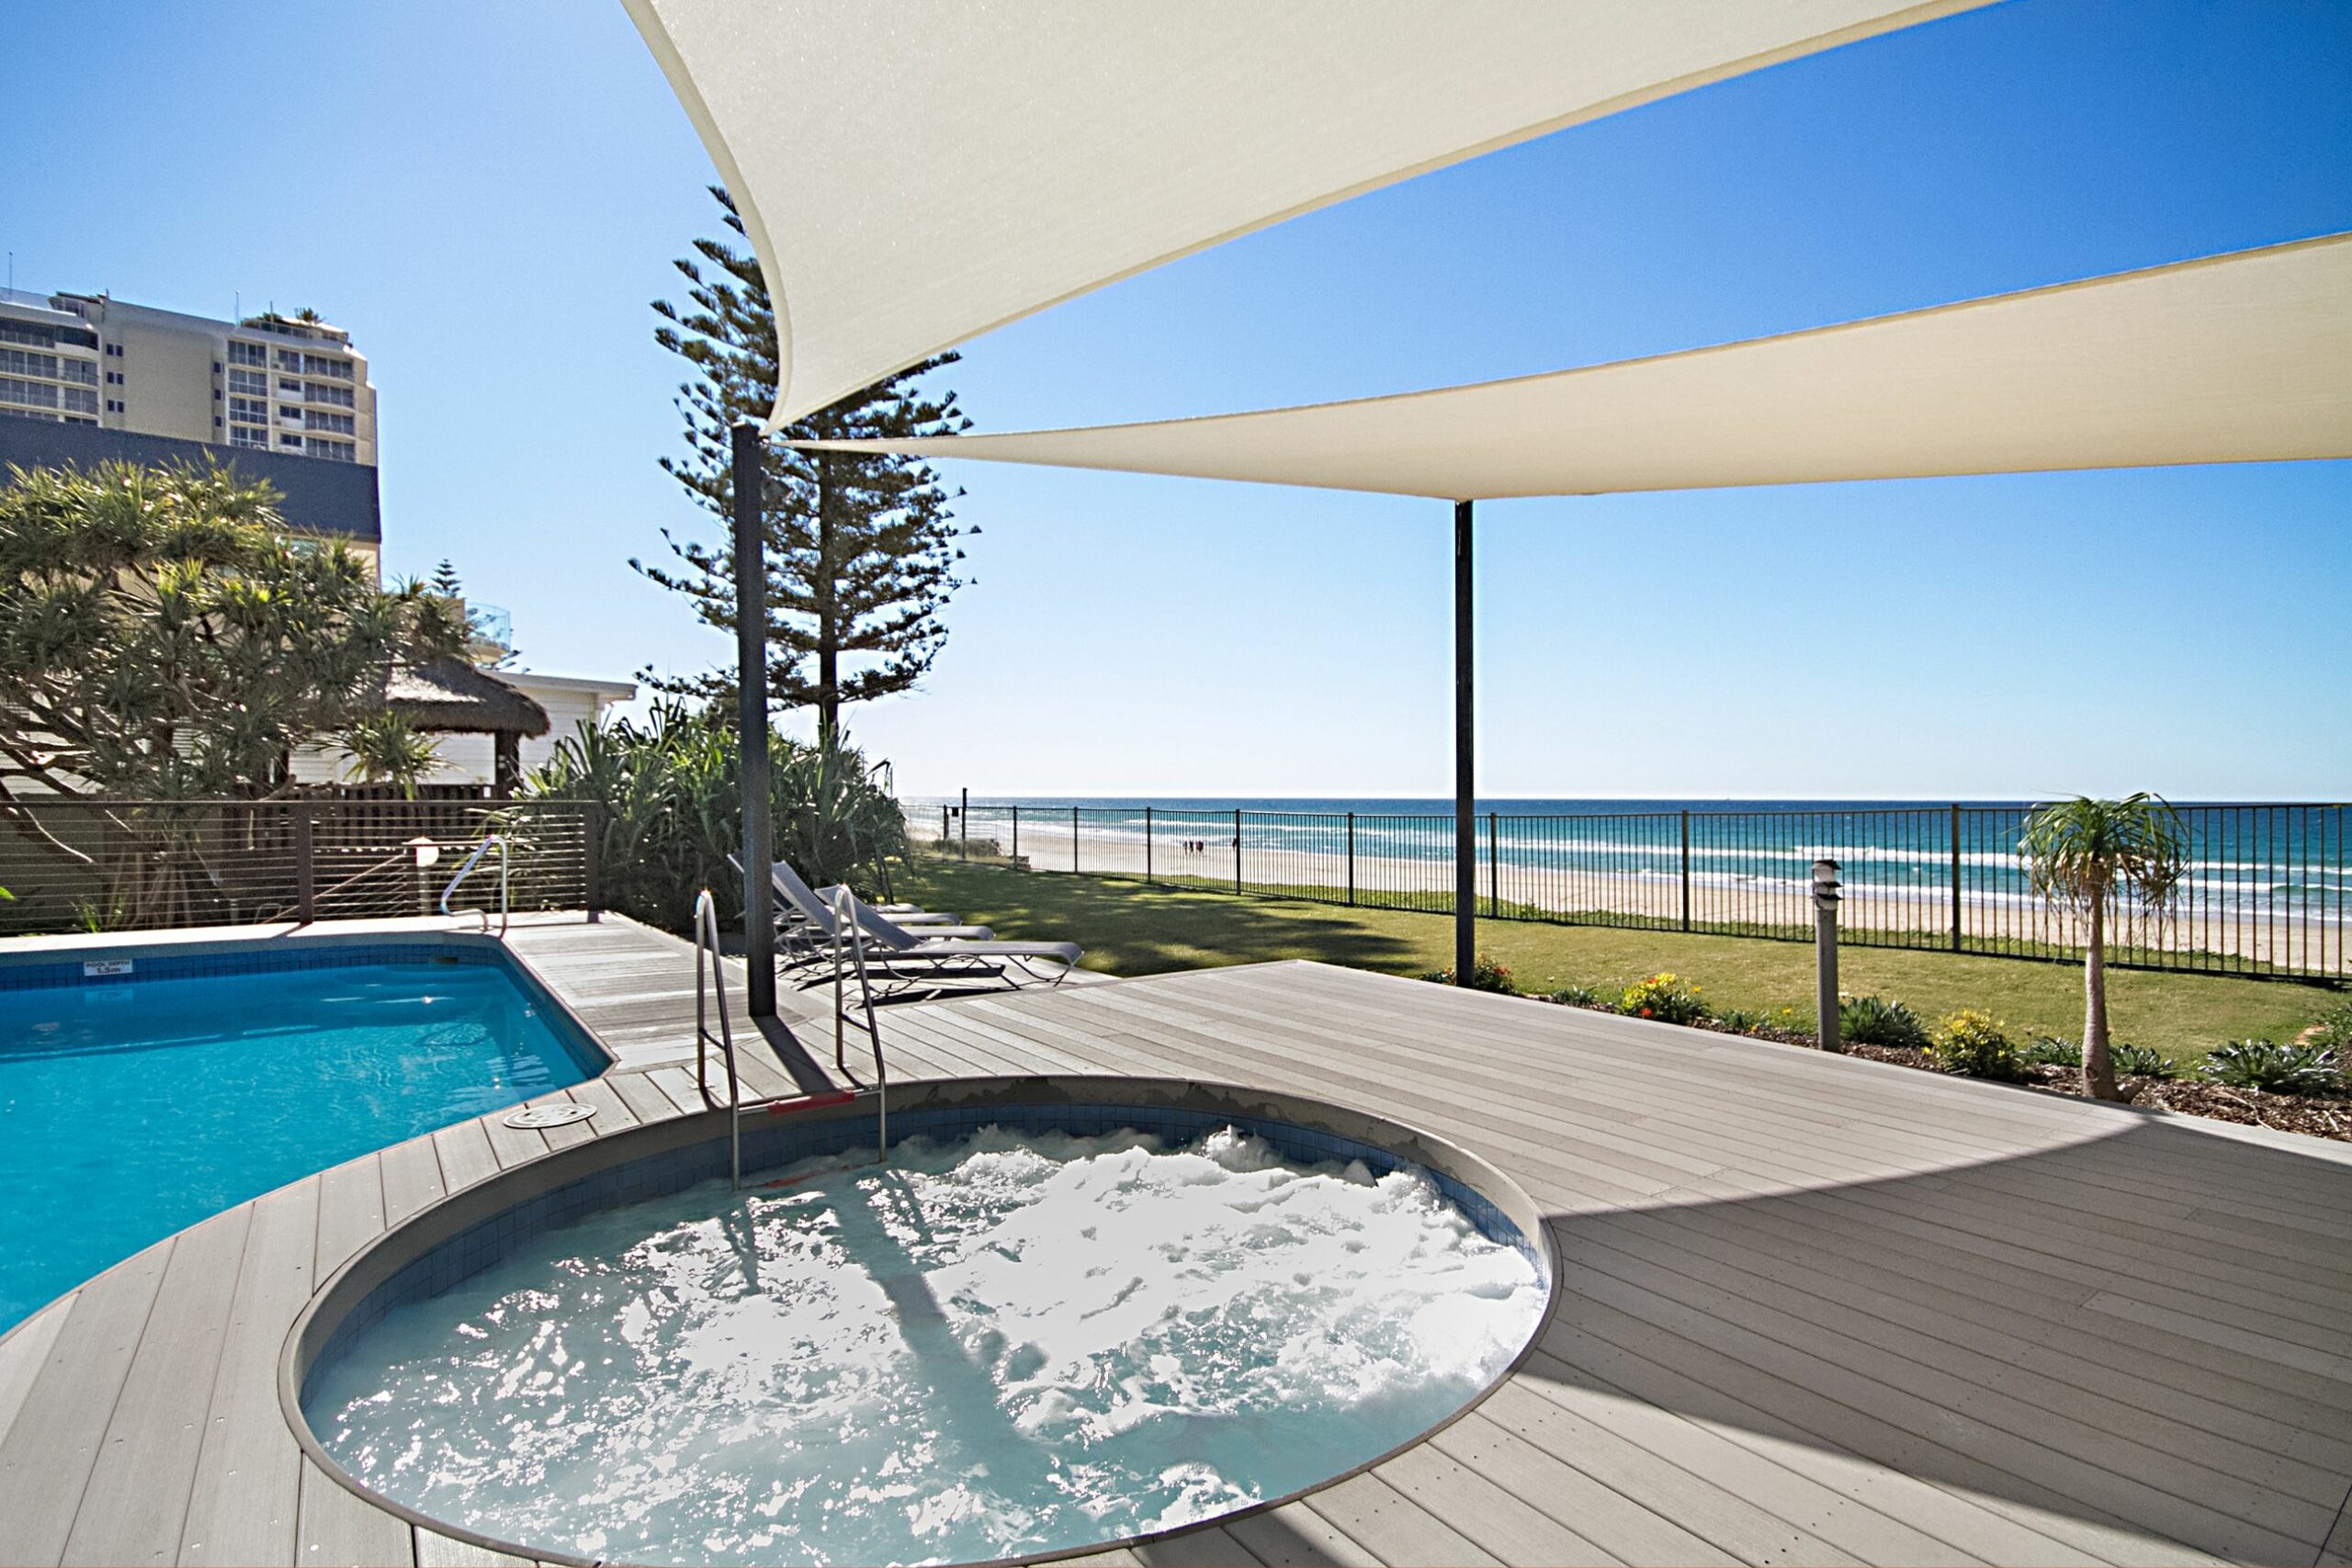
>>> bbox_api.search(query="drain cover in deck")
[503,1102,597,1129]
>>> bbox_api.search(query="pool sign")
[82,959,134,978]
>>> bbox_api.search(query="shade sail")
[623,0,1985,425]
[795,232,2352,499]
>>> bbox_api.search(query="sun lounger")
[766,859,1081,989]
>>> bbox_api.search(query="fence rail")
[0,797,599,937]
[915,801,2348,983]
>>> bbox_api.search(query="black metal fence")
[0,797,598,937]
[917,801,2348,982]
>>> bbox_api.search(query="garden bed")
[1598,1005,2352,1143]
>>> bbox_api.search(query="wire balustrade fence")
[0,797,598,936]
[916,801,2348,982]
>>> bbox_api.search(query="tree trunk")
[2083,891,2119,1100]
[815,452,839,745]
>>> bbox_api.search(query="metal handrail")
[692,888,747,1189]
[831,886,888,1161]
[438,831,509,935]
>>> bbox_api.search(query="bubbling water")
[305,1124,1544,1566]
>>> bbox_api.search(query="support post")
[1950,802,1963,953]
[1072,806,1080,872]
[583,803,603,921]
[1453,499,1476,985]
[1012,805,1019,863]
[960,786,969,860]
[1679,809,1692,931]
[293,802,315,924]
[1234,807,1243,894]
[1487,811,1499,916]
[1814,858,1842,1053]
[1346,811,1356,906]
[731,420,776,1019]
[1145,806,1152,883]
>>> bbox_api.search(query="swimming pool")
[292,1079,1554,1567]
[0,940,605,1330]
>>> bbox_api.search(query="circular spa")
[287,1077,1555,1567]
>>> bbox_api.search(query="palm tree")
[2018,795,2188,1100]
[340,711,440,799]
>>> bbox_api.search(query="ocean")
[908,796,2347,929]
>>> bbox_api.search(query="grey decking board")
[413,1525,533,1566]
[1609,1175,2352,1469]
[1523,1315,2101,1568]
[180,1178,320,1567]
[0,1293,74,1446]
[61,1205,252,1566]
[1552,1260,2298,1562]
[1126,1523,1267,1565]
[1294,1472,1499,1566]
[314,1155,387,1280]
[1363,1440,1626,1565]
[379,1136,448,1230]
[0,1235,174,1566]
[296,1457,412,1567]
[1580,1197,2352,1500]
[1541,1274,2220,1568]
[430,1120,502,1196]
[1223,1504,1385,1567]
[1417,1411,1727,1566]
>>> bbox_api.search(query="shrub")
[1429,953,1516,993]
[1619,972,1709,1025]
[1928,1010,2023,1080]
[2308,999,2352,1053]
[1715,1007,1767,1033]
[1549,984,1605,1008]
[2020,1034,2083,1067]
[2111,1042,2178,1080]
[1838,995,1930,1051]
[527,698,910,933]
[2199,1039,2346,1096]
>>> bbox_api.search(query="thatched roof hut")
[382,659,548,795]
[383,659,549,736]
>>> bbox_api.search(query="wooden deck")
[2,912,2348,1567]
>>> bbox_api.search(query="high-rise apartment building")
[0,288,376,465]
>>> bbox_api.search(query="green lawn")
[899,859,2343,1063]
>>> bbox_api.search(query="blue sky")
[5,0,2346,800]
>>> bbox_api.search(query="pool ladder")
[439,831,510,936]
[692,886,888,1190]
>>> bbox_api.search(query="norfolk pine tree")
[634,186,973,741]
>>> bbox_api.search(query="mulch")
[1540,998,2352,1144]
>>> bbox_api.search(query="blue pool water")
[0,950,601,1330]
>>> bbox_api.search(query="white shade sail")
[796,232,2352,499]
[623,0,1985,425]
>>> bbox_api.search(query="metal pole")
[1949,802,1963,953]
[731,420,776,1019]
[1234,807,1243,894]
[1145,806,1152,883]
[293,803,315,924]
[1487,811,1499,916]
[960,786,968,860]
[582,802,603,922]
[1679,808,1691,932]
[1346,811,1356,906]
[1072,806,1080,872]
[1453,499,1476,985]
[1012,805,1019,864]
[1813,858,1842,1053]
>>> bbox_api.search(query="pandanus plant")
[2018,794,2187,1100]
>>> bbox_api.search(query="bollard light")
[1812,858,1842,1054]
[407,836,442,870]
